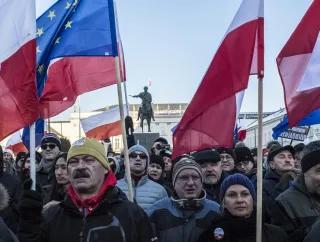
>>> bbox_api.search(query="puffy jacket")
[272,175,320,242]
[18,186,156,242]
[117,175,168,211]
[148,191,220,242]
[304,218,320,242]
[198,212,288,242]
[0,183,19,242]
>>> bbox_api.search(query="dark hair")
[294,143,305,153]
[45,152,68,204]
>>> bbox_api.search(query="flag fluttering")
[173,0,264,158]
[36,0,120,118]
[0,0,39,140]
[81,106,127,140]
[277,0,320,127]
[5,131,28,155]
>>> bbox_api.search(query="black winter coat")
[197,212,288,242]
[19,186,156,242]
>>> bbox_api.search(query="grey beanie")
[172,157,203,186]
[128,144,150,162]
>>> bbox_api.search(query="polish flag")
[277,0,320,126]
[81,106,127,140]
[0,0,39,140]
[5,131,28,155]
[173,0,264,158]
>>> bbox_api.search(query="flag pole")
[123,81,129,114]
[256,75,263,242]
[30,122,36,190]
[115,56,134,202]
[78,97,81,139]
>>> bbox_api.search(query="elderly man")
[193,149,227,203]
[38,133,62,188]
[148,156,220,242]
[272,141,320,242]
[263,144,296,222]
[19,138,156,242]
[117,144,167,211]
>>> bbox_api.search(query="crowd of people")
[0,133,320,241]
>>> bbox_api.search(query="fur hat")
[67,138,109,169]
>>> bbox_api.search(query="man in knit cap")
[38,133,62,188]
[19,138,156,242]
[217,148,236,173]
[117,144,167,211]
[272,140,320,242]
[148,156,220,242]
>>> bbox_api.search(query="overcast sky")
[37,0,313,120]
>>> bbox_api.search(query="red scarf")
[68,171,117,215]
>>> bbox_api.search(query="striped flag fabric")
[81,106,127,140]
[173,0,264,158]
[0,0,39,140]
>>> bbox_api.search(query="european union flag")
[36,0,120,118]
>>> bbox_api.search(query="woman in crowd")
[198,173,288,242]
[148,154,172,196]
[44,152,69,205]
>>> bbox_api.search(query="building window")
[114,138,120,150]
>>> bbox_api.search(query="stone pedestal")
[134,132,159,151]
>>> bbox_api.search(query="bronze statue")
[131,86,155,132]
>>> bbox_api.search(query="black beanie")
[301,150,320,173]
[234,147,254,164]
[149,154,165,170]
[41,133,61,150]
[193,149,221,164]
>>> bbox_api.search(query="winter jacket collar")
[171,189,206,210]
[67,171,117,215]
[264,168,280,181]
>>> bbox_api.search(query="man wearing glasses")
[117,144,167,211]
[38,133,62,188]
[148,157,220,242]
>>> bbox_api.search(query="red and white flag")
[0,0,39,140]
[277,0,320,126]
[81,106,127,140]
[173,0,264,158]
[5,131,28,155]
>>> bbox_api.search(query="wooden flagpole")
[115,56,133,202]
[256,75,263,242]
[30,123,36,190]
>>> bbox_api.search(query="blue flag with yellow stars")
[36,0,121,118]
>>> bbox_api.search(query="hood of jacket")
[0,183,9,211]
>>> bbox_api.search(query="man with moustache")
[193,149,227,203]
[117,144,167,211]
[272,141,320,242]
[19,138,156,242]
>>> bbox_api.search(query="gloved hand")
[19,179,43,220]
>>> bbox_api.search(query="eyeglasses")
[129,152,148,159]
[176,175,201,183]
[41,144,57,150]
